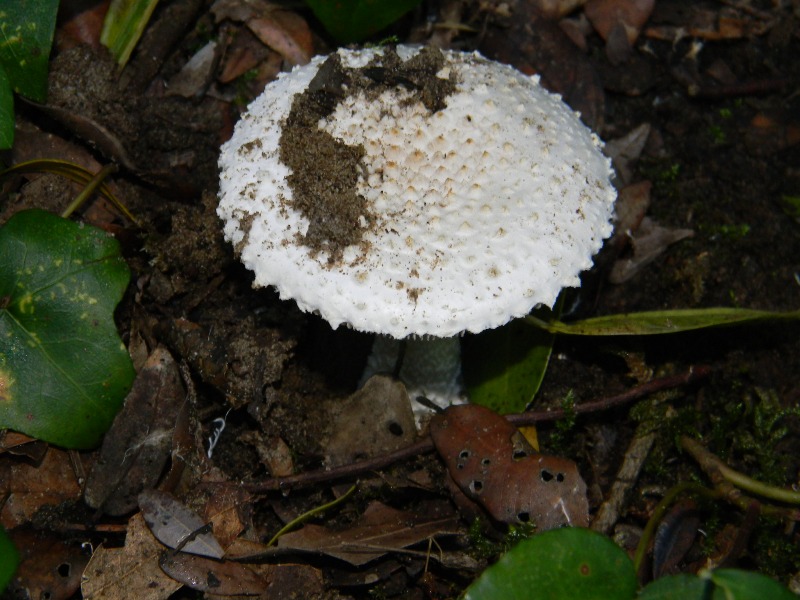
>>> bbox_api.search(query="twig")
[241,366,710,493]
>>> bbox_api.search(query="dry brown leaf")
[430,404,589,529]
[0,447,81,529]
[81,513,183,600]
[325,375,417,468]
[609,217,694,284]
[212,0,313,67]
[202,484,252,549]
[6,529,88,600]
[605,122,651,186]
[159,553,268,593]
[277,500,461,566]
[84,347,185,516]
[584,0,655,44]
[612,180,652,247]
[531,0,588,19]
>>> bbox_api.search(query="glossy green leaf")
[463,308,556,415]
[0,525,18,592]
[304,0,422,42]
[101,0,161,67]
[0,209,135,448]
[527,307,800,336]
[464,528,637,600]
[0,0,58,101]
[709,569,797,600]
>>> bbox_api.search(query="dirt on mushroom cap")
[278,47,457,264]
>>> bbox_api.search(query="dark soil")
[2,0,799,598]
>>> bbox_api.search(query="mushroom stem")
[360,335,466,419]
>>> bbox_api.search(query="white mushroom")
[218,45,616,418]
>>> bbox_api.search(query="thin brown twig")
[241,366,711,493]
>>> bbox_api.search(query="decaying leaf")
[430,404,589,529]
[212,0,313,67]
[159,553,268,594]
[584,0,655,44]
[138,489,224,559]
[277,501,461,566]
[609,216,694,284]
[0,448,82,529]
[605,123,651,186]
[6,528,88,600]
[84,347,185,516]
[81,513,182,600]
[325,375,417,467]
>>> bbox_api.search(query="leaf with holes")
[0,209,134,448]
[430,404,589,529]
[464,527,637,600]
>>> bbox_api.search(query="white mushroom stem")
[360,335,466,419]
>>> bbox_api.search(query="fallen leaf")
[277,501,461,566]
[6,528,88,600]
[0,448,81,529]
[202,484,251,550]
[212,0,313,67]
[167,41,220,98]
[325,375,417,467]
[612,180,652,247]
[609,217,694,284]
[84,347,185,516]
[138,489,224,559]
[585,0,655,44]
[430,404,589,529]
[81,513,182,600]
[652,499,701,579]
[159,553,268,593]
[605,123,651,186]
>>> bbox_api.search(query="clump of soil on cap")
[278,46,457,264]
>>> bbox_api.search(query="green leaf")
[0,525,18,592]
[638,574,711,599]
[464,528,637,600]
[709,569,797,600]
[527,307,800,336]
[463,307,556,415]
[0,0,58,101]
[0,209,135,449]
[100,0,161,68]
[304,0,422,43]
[0,64,12,149]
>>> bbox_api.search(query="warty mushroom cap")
[218,45,616,339]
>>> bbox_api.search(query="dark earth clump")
[278,46,457,264]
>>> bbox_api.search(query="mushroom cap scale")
[218,45,616,339]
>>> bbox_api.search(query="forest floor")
[1,0,800,598]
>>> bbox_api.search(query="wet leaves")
[430,405,589,529]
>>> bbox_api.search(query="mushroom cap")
[218,45,616,338]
